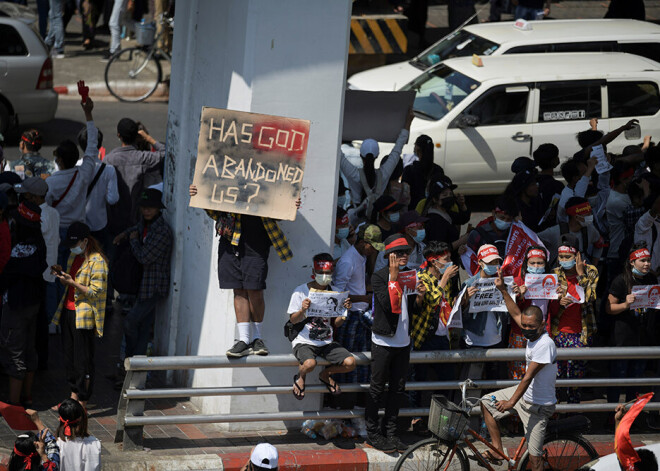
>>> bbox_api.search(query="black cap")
[66,221,91,247]
[510,169,537,194]
[428,175,457,199]
[138,188,165,209]
[383,234,413,255]
[511,156,536,174]
[373,195,402,214]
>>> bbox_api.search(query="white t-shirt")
[287,283,335,348]
[523,332,558,406]
[333,245,368,311]
[57,436,101,471]
[371,275,411,348]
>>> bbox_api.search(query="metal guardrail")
[115,347,660,451]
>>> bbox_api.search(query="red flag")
[501,222,546,277]
[461,246,480,277]
[388,280,403,314]
[615,392,654,470]
[0,402,38,430]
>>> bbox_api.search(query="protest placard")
[630,285,660,310]
[591,144,612,175]
[468,277,515,312]
[525,274,559,300]
[398,270,417,293]
[342,90,415,142]
[190,107,309,221]
[447,287,466,329]
[306,291,349,318]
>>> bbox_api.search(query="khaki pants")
[482,386,555,456]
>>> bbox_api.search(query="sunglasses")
[393,250,411,257]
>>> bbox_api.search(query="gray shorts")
[482,386,555,456]
[293,342,352,366]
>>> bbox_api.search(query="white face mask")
[315,273,333,286]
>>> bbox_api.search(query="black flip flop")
[293,374,305,400]
[319,376,341,395]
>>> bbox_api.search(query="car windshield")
[402,64,480,121]
[412,29,500,69]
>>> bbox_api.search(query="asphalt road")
[1,97,169,164]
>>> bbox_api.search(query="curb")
[53,81,168,98]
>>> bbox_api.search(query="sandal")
[319,374,341,395]
[482,450,503,466]
[292,374,305,400]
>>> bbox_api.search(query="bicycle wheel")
[517,433,599,471]
[394,437,469,471]
[105,47,162,102]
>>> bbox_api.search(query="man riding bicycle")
[480,270,558,471]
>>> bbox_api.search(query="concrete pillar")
[158,0,352,430]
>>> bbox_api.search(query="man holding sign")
[606,244,655,404]
[286,253,354,400]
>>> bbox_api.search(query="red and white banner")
[565,282,585,305]
[501,222,546,277]
[398,270,418,293]
[461,247,480,277]
[525,274,559,300]
[630,285,660,309]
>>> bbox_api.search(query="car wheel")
[0,101,9,136]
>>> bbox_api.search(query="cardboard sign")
[525,274,559,300]
[398,270,417,293]
[591,144,612,175]
[0,402,37,430]
[307,291,349,318]
[190,107,309,221]
[630,285,660,310]
[342,90,415,143]
[468,277,515,312]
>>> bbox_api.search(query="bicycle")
[104,14,173,102]
[394,379,599,471]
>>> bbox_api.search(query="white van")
[377,52,660,195]
[347,19,660,92]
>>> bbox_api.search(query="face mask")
[522,328,543,342]
[71,244,84,255]
[494,218,511,231]
[559,259,576,270]
[441,196,456,210]
[413,229,426,243]
[315,273,333,286]
[482,264,500,276]
[439,261,453,274]
[336,227,349,240]
[527,265,545,275]
[337,195,348,208]
[579,215,593,227]
[388,212,400,223]
[632,267,646,277]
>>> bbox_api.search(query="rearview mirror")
[456,114,479,129]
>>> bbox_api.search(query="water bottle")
[301,420,317,439]
[480,420,489,440]
[490,395,497,407]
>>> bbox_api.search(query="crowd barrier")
[115,347,660,450]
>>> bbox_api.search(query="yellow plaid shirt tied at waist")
[52,252,108,338]
[205,210,293,262]
[411,268,454,349]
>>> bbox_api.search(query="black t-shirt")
[609,272,656,346]
[537,174,564,211]
[519,197,546,233]
[426,212,459,247]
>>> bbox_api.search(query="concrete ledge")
[101,453,224,471]
[53,81,168,98]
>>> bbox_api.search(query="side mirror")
[456,114,480,129]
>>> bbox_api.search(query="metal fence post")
[114,369,132,443]
[121,357,148,451]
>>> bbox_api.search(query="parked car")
[372,52,660,195]
[0,17,57,134]
[347,19,660,91]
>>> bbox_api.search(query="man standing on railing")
[479,271,557,471]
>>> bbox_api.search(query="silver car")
[0,16,58,134]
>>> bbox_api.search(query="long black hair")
[416,134,435,177]
[9,432,40,471]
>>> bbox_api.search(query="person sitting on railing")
[240,443,279,471]
[548,233,598,404]
[287,253,355,400]
[481,270,557,471]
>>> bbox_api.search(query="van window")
[538,81,602,122]
[618,43,660,63]
[463,86,528,126]
[608,81,660,117]
[506,43,616,54]
[0,24,27,56]
[413,30,500,68]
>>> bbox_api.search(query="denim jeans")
[124,296,160,358]
[45,0,64,52]
[109,0,126,53]
[515,5,544,20]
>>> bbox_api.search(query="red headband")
[385,237,409,251]
[629,248,651,261]
[13,446,36,470]
[565,201,592,217]
[419,252,449,269]
[59,416,80,437]
[314,260,334,271]
[527,249,546,260]
[478,245,499,261]
[558,245,577,254]
[379,201,398,213]
[336,214,349,226]
[18,203,40,223]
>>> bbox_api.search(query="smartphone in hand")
[51,264,64,276]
